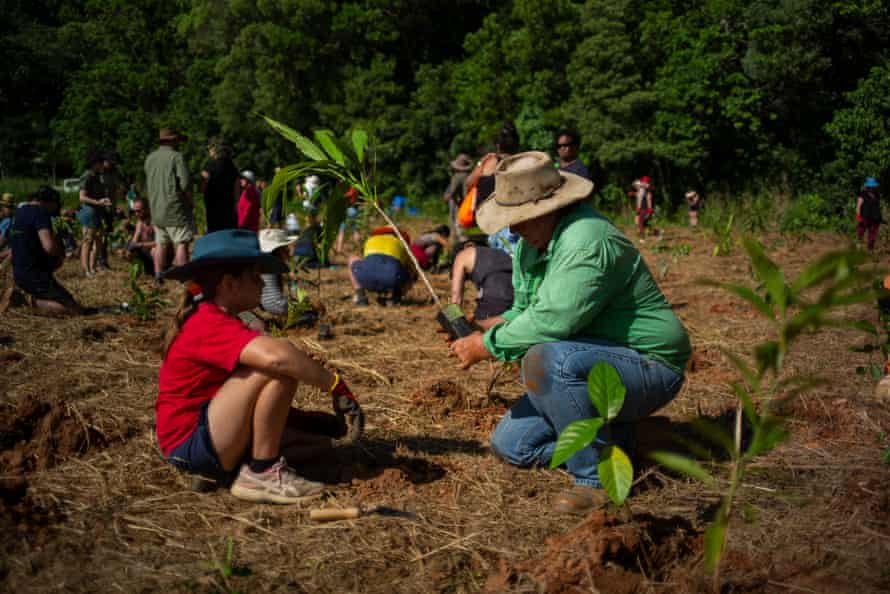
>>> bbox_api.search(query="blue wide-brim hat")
[864,177,880,189]
[163,229,287,282]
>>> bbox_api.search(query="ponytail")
[163,282,204,357]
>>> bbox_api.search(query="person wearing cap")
[9,186,84,315]
[685,190,702,227]
[237,170,261,233]
[157,229,365,504]
[77,153,112,277]
[554,129,591,181]
[630,176,654,239]
[201,139,240,233]
[856,177,882,251]
[258,228,297,318]
[145,127,194,282]
[449,152,690,515]
[443,154,473,238]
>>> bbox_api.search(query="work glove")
[330,374,364,443]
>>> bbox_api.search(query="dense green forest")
[2,0,889,210]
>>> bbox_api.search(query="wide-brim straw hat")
[163,229,287,282]
[159,127,188,142]
[259,228,297,253]
[475,151,594,235]
[685,190,699,200]
[450,154,473,172]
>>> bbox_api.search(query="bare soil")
[1,223,889,593]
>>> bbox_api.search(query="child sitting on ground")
[157,229,364,503]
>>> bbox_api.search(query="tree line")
[2,0,888,210]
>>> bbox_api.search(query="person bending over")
[157,229,364,504]
[10,186,84,315]
[347,226,415,306]
[450,242,514,327]
[450,152,690,515]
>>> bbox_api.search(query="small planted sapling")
[548,361,634,505]
[125,260,166,321]
[650,238,874,587]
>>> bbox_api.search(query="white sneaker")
[229,457,325,504]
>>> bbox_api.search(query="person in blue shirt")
[0,193,14,262]
[9,187,84,315]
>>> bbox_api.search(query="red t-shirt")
[237,184,261,232]
[156,302,259,455]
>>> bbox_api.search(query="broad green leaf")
[315,184,348,266]
[587,362,625,421]
[870,362,884,380]
[262,115,327,161]
[790,250,867,293]
[549,418,604,469]
[745,415,789,458]
[743,238,786,317]
[720,349,758,388]
[729,381,757,427]
[352,128,369,163]
[650,451,715,486]
[597,445,633,505]
[704,518,727,571]
[314,129,348,166]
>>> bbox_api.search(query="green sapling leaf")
[597,445,633,505]
[586,362,625,421]
[352,129,369,163]
[650,451,716,486]
[314,129,348,166]
[549,418,604,469]
[262,116,327,161]
[704,517,727,572]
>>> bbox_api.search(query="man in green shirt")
[451,151,690,515]
[145,127,193,282]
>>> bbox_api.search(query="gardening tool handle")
[309,507,361,522]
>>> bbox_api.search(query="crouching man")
[10,186,85,315]
[450,152,690,514]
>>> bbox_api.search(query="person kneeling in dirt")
[347,226,415,306]
[9,186,85,315]
[122,198,156,275]
[450,152,690,515]
[450,242,514,326]
[410,224,450,271]
[157,229,364,504]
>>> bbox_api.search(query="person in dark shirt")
[201,139,240,232]
[10,186,84,315]
[554,129,591,181]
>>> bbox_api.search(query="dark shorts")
[351,254,409,293]
[15,274,77,306]
[77,205,101,229]
[166,400,238,484]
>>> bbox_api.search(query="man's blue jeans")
[490,340,684,487]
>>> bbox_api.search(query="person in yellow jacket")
[347,226,415,306]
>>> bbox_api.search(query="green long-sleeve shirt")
[483,203,691,374]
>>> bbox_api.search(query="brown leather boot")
[553,485,610,515]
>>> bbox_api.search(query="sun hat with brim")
[259,228,297,253]
[450,154,473,172]
[162,229,287,282]
[475,151,594,235]
[864,177,880,189]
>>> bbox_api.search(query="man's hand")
[330,375,364,442]
[450,331,493,369]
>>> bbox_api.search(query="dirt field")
[2,222,889,593]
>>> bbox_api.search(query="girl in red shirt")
[157,229,363,504]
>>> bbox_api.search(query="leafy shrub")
[780,193,834,234]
